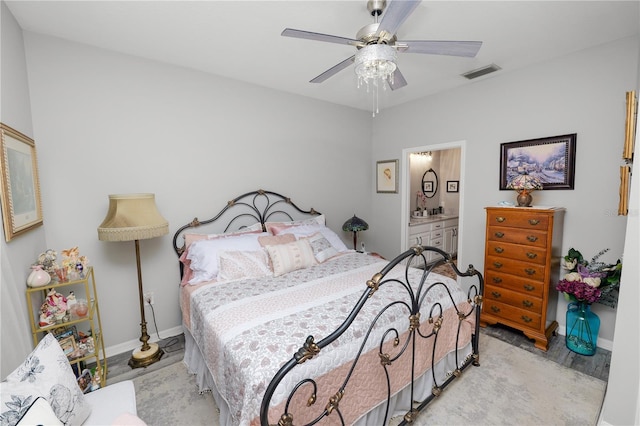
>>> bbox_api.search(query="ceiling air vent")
[462,64,501,80]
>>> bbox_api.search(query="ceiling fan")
[281,0,482,91]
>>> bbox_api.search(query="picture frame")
[58,335,77,357]
[376,159,398,193]
[77,369,93,393]
[423,181,434,192]
[447,180,459,193]
[0,123,43,241]
[499,133,577,190]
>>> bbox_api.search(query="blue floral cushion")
[1,333,91,426]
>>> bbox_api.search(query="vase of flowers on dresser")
[556,248,622,356]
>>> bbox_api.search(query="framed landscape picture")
[499,134,577,190]
[0,123,43,241]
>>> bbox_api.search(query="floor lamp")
[98,193,169,369]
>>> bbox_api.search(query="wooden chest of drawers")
[481,206,565,351]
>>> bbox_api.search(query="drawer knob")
[491,291,502,298]
[494,247,504,253]
[523,284,535,292]
[522,300,533,308]
[491,306,501,313]
[521,315,533,323]
[492,277,503,283]
[496,217,506,223]
[524,268,536,275]
[526,252,538,259]
[494,232,504,238]
[493,262,503,268]
[527,235,538,242]
[528,219,540,226]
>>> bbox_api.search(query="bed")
[172,190,484,426]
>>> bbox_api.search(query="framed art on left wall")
[0,123,43,241]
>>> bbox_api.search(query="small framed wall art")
[446,181,459,193]
[499,133,577,190]
[376,159,398,193]
[0,123,43,241]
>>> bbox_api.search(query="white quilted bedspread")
[186,252,470,425]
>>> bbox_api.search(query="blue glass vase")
[566,302,600,356]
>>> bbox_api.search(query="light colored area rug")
[133,362,219,426]
[134,335,606,426]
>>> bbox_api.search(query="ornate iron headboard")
[172,189,320,259]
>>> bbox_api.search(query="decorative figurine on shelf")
[67,291,77,310]
[39,289,68,326]
[27,264,52,288]
[61,247,89,280]
[34,249,58,279]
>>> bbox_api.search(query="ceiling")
[6,1,640,113]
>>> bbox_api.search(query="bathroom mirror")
[421,168,438,198]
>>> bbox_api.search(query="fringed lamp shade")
[98,194,168,242]
[97,193,168,369]
[342,215,369,251]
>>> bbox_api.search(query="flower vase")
[566,302,600,356]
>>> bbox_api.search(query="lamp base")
[128,342,164,369]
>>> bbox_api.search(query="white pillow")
[274,224,349,253]
[304,232,340,263]
[186,232,268,284]
[16,397,62,425]
[265,239,317,277]
[265,214,325,231]
[1,333,91,426]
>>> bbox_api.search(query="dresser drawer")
[487,226,548,248]
[485,284,543,314]
[487,210,549,230]
[486,241,547,265]
[484,270,544,297]
[483,300,542,329]
[485,255,545,282]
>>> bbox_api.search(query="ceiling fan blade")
[375,0,421,42]
[398,40,482,57]
[310,55,356,83]
[388,67,408,90]
[282,28,361,47]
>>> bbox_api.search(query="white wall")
[0,28,373,376]
[0,1,48,377]
[600,41,640,426]
[370,36,639,347]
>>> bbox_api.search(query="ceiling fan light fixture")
[354,44,397,117]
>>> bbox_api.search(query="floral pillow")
[1,333,91,426]
[304,232,340,263]
[217,250,272,282]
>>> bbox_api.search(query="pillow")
[270,223,349,253]
[183,223,263,249]
[264,214,325,234]
[1,333,91,426]
[186,232,268,284]
[304,232,340,263]
[257,234,296,247]
[16,397,62,426]
[217,250,272,282]
[265,239,317,277]
[179,224,263,286]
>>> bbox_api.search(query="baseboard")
[104,325,184,358]
[556,325,613,351]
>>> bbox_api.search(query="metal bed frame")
[172,190,484,426]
